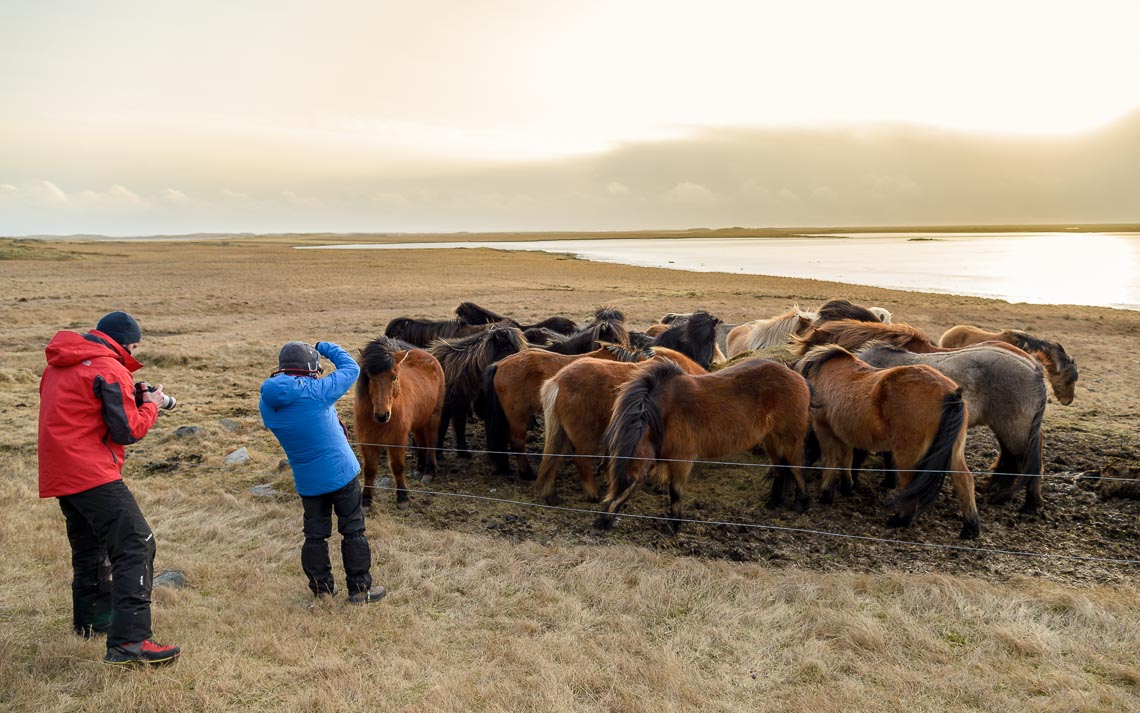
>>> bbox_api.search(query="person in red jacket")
[38,311,181,666]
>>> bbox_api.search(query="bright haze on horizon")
[2,0,1140,236]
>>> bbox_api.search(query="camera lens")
[160,394,177,410]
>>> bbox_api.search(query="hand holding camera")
[135,381,177,411]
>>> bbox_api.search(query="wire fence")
[347,440,1140,567]
[347,439,1131,482]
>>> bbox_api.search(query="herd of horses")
[352,299,1080,540]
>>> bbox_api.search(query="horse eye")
[391,375,398,382]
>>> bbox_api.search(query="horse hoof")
[518,471,537,482]
[419,474,433,484]
[396,499,410,510]
[819,490,834,505]
[959,520,981,539]
[792,498,809,514]
[1020,501,1040,517]
[764,497,781,510]
[885,513,909,529]
[987,491,1013,506]
[839,483,854,497]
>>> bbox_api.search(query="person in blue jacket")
[259,341,386,604]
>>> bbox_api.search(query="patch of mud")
[364,418,1140,586]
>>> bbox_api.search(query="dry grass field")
[2,235,1139,712]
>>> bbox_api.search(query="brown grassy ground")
[1,236,1138,711]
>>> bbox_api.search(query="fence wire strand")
[345,441,1140,567]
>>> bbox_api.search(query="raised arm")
[312,341,360,405]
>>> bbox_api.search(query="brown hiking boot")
[347,586,387,604]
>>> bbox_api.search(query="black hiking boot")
[104,639,181,666]
[347,586,387,605]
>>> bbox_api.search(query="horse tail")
[603,360,680,492]
[892,389,966,515]
[482,363,511,473]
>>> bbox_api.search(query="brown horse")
[534,348,706,504]
[796,345,979,539]
[354,336,445,509]
[858,342,1048,514]
[939,325,1079,404]
[793,319,944,356]
[588,357,812,535]
[482,345,625,478]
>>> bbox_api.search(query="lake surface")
[301,232,1140,310]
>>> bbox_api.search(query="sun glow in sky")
[2,0,1140,234]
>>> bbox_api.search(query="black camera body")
[135,381,177,411]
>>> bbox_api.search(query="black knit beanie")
[96,311,142,347]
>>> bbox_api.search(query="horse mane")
[431,324,528,398]
[793,319,935,356]
[603,359,683,485]
[815,299,880,324]
[548,319,630,354]
[745,305,815,351]
[589,306,626,324]
[356,336,402,399]
[628,331,655,349]
[652,310,720,368]
[600,342,648,362]
[455,301,510,325]
[522,326,565,346]
[385,316,482,347]
[795,344,857,381]
[523,315,578,336]
[1003,330,1079,379]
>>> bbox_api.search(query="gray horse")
[857,342,1048,514]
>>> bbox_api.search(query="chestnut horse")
[939,325,1078,404]
[793,319,944,356]
[534,348,706,504]
[796,345,979,539]
[649,310,723,369]
[858,342,1048,514]
[482,345,625,478]
[354,336,445,509]
[431,324,528,458]
[588,357,812,535]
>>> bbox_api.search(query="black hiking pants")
[58,479,155,646]
[300,478,373,596]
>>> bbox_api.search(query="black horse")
[430,324,529,458]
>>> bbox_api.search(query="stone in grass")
[218,418,241,432]
[173,425,205,438]
[225,447,250,465]
[154,570,187,589]
[251,484,279,497]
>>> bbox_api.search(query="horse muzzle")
[373,412,391,424]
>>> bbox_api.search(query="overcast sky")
[2,0,1140,236]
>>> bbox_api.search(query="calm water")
[301,232,1140,311]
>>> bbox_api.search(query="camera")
[135,381,177,411]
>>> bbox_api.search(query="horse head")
[359,337,410,424]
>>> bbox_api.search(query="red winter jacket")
[38,330,158,498]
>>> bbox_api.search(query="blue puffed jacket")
[259,341,361,497]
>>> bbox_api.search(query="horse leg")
[664,460,693,536]
[413,425,437,483]
[986,442,1020,505]
[510,420,535,481]
[574,455,600,502]
[359,443,382,511]
[388,445,411,509]
[436,402,452,459]
[588,457,645,536]
[763,432,808,513]
[453,404,471,459]
[886,458,919,528]
[880,451,897,490]
[534,422,571,505]
[949,450,979,540]
[817,425,851,505]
